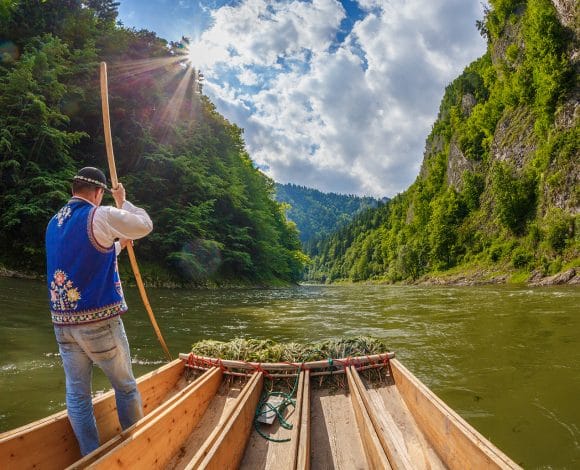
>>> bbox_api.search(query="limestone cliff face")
[490,6,525,67]
[550,0,579,214]
[446,139,479,191]
[551,0,578,32]
[550,0,579,132]
[420,0,580,250]
[437,1,578,214]
[551,0,579,132]
[490,106,538,170]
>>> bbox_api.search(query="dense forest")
[0,0,306,285]
[308,0,578,283]
[274,183,384,248]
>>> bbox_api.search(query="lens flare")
[171,239,222,282]
[0,41,19,63]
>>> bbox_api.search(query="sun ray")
[103,39,203,145]
[110,56,185,80]
[153,65,195,142]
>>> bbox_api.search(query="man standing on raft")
[45,166,153,455]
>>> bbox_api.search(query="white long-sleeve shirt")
[71,196,153,254]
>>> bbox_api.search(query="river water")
[0,277,578,468]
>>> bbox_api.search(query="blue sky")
[118,0,487,197]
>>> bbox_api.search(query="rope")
[244,360,273,379]
[186,351,394,444]
[252,350,363,443]
[253,363,302,443]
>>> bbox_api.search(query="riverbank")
[0,264,295,289]
[3,263,579,288]
[305,263,580,288]
[416,266,580,287]
[0,265,39,280]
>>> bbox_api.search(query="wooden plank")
[97,359,186,443]
[349,367,414,470]
[67,367,216,469]
[366,386,446,469]
[167,381,246,469]
[390,359,521,470]
[239,371,303,470]
[306,388,368,468]
[86,366,222,469]
[184,374,259,469]
[180,352,395,371]
[190,361,391,379]
[346,366,392,470]
[194,372,264,470]
[0,358,185,470]
[289,370,305,470]
[296,370,310,470]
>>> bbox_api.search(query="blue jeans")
[54,315,143,456]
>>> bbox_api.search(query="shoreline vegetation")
[3,263,578,288]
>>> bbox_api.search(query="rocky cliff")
[308,0,579,285]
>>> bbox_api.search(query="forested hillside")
[0,0,306,285]
[274,183,384,248]
[308,0,578,284]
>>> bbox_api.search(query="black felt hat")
[73,167,109,190]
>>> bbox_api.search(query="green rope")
[253,351,343,443]
[253,365,302,443]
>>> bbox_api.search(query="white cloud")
[238,68,260,86]
[193,0,344,68]
[187,0,486,197]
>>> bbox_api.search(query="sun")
[186,41,215,70]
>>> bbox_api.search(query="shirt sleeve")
[92,201,153,249]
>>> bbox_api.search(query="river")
[0,277,578,468]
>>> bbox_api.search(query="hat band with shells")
[73,175,109,190]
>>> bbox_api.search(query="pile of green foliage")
[308,0,578,283]
[275,182,384,247]
[191,336,390,363]
[0,0,306,285]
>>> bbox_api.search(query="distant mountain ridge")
[274,183,386,247]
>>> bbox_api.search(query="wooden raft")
[0,353,521,470]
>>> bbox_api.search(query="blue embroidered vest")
[46,198,127,325]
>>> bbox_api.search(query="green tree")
[491,162,537,234]
[428,189,463,269]
[0,35,86,267]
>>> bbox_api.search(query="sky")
[117,0,487,197]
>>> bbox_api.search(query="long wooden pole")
[99,62,172,361]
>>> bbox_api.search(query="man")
[45,166,153,455]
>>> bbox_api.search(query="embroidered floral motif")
[56,205,72,227]
[50,270,81,311]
